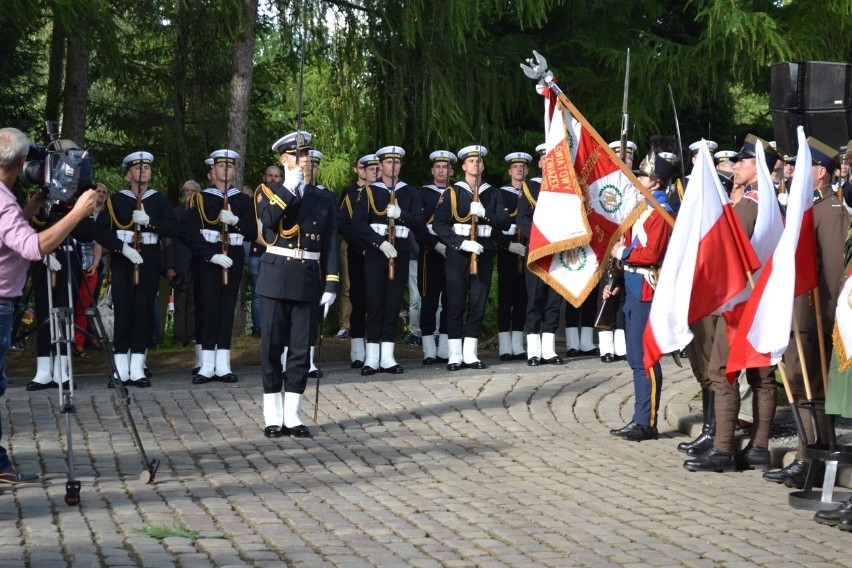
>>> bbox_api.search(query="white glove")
[468,201,486,218]
[283,167,304,192]
[508,242,526,256]
[378,241,397,259]
[210,254,233,268]
[132,206,150,227]
[459,240,484,255]
[320,292,336,307]
[433,242,447,257]
[121,244,143,265]
[777,192,789,207]
[386,203,401,219]
[44,253,61,271]
[219,207,238,226]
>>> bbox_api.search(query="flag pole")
[811,288,830,393]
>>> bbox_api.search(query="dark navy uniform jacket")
[350,180,425,255]
[432,180,511,252]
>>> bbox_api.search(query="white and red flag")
[643,140,761,370]
[527,88,646,307]
[727,126,817,375]
[833,264,852,372]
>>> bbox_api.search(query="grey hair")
[0,127,30,169]
[182,179,201,192]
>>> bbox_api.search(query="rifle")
[220,150,230,286]
[132,152,143,286]
[388,152,397,280]
[595,49,630,330]
[469,155,481,276]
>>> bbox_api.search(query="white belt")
[371,223,409,238]
[117,230,158,245]
[624,263,658,288]
[502,223,517,236]
[427,223,436,235]
[266,245,321,261]
[200,229,244,246]
[453,223,491,238]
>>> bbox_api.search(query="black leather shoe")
[600,353,615,363]
[543,356,564,365]
[620,423,659,442]
[762,458,822,489]
[814,496,852,526]
[462,361,487,370]
[423,357,437,365]
[436,356,449,363]
[351,360,364,369]
[734,445,771,471]
[527,357,541,367]
[144,367,152,379]
[282,424,312,438]
[216,373,239,383]
[193,374,214,385]
[130,378,151,388]
[580,347,600,357]
[308,369,323,379]
[615,354,627,361]
[679,432,715,457]
[610,421,636,435]
[512,352,527,361]
[264,426,283,438]
[380,365,405,374]
[566,348,580,358]
[360,366,377,376]
[683,448,736,472]
[499,353,512,361]
[447,362,462,372]
[26,381,56,392]
[191,366,200,376]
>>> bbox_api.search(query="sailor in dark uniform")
[433,145,511,370]
[183,149,257,384]
[415,150,456,364]
[494,152,530,361]
[350,145,425,375]
[94,152,182,387]
[518,143,563,366]
[256,131,338,439]
[337,154,380,368]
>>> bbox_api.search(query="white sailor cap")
[690,140,718,153]
[429,150,457,164]
[122,151,154,171]
[458,145,488,161]
[209,149,240,165]
[535,143,547,156]
[504,152,533,165]
[309,149,324,163]
[204,158,214,167]
[358,153,379,166]
[713,150,737,163]
[376,145,405,161]
[607,140,637,154]
[271,131,313,154]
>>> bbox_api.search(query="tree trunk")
[44,13,66,135]
[61,32,89,145]
[229,0,258,337]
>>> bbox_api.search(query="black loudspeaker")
[770,61,852,110]
[771,61,852,156]
[771,108,852,157]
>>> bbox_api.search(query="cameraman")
[0,127,97,484]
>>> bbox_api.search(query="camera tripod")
[32,236,159,505]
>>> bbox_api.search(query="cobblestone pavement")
[1,356,849,567]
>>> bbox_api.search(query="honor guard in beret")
[181,150,257,385]
[414,150,457,365]
[256,131,339,439]
[433,145,511,370]
[349,145,425,375]
[493,152,530,361]
[516,146,566,367]
[337,154,380,369]
[683,135,780,471]
[608,137,676,442]
[763,136,850,488]
[94,151,182,387]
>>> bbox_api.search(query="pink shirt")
[0,180,42,297]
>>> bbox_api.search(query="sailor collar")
[372,180,407,192]
[202,187,242,198]
[423,183,447,193]
[119,188,157,200]
[455,180,492,194]
[500,185,520,195]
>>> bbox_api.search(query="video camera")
[19,121,93,209]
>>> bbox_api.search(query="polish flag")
[643,140,761,370]
[727,126,816,375]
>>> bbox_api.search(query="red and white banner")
[528,90,645,307]
[727,126,816,374]
[643,140,761,370]
[833,265,852,372]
